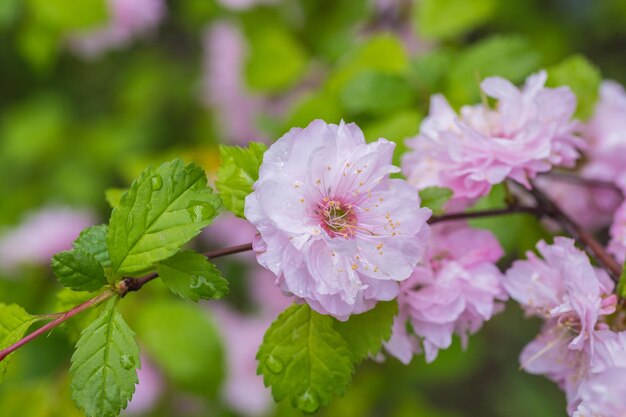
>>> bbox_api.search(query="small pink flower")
[201,22,263,145]
[245,120,431,320]
[402,71,582,202]
[68,0,165,58]
[125,356,163,414]
[0,206,95,273]
[385,223,507,363]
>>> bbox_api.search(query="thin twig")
[528,180,622,281]
[0,207,546,363]
[541,172,623,194]
[0,290,115,362]
[429,206,540,224]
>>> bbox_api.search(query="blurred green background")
[1,0,625,416]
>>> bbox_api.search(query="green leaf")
[446,36,541,106]
[27,0,108,30]
[340,70,414,115]
[547,54,602,119]
[419,187,453,215]
[105,188,125,209]
[415,0,496,40]
[617,263,626,299]
[245,26,308,92]
[73,224,111,269]
[51,249,106,292]
[135,300,224,396]
[107,159,221,277]
[0,304,36,382]
[257,304,354,413]
[215,142,267,218]
[70,298,139,417]
[334,301,398,363]
[157,250,229,302]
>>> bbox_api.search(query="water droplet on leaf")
[190,275,216,294]
[120,354,135,370]
[187,201,214,223]
[150,175,163,191]
[296,389,320,413]
[265,355,284,374]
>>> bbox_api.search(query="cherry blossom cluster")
[243,71,626,417]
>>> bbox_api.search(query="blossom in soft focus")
[124,356,163,415]
[212,268,291,416]
[203,212,258,249]
[402,71,582,202]
[608,199,626,264]
[0,206,95,272]
[245,119,431,320]
[504,238,621,411]
[68,0,165,58]
[385,223,507,363]
[217,0,278,10]
[202,22,262,145]
[583,81,626,186]
[573,366,626,417]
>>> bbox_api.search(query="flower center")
[318,199,357,238]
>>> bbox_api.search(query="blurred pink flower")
[217,0,278,10]
[608,200,626,264]
[245,120,431,320]
[385,223,507,363]
[583,81,626,186]
[212,268,291,416]
[574,366,626,417]
[124,356,163,415]
[402,71,582,202]
[0,206,95,272]
[202,22,262,145]
[68,0,165,58]
[504,238,623,412]
[202,212,257,249]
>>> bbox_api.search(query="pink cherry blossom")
[245,120,431,320]
[201,22,263,145]
[402,71,582,202]
[385,223,507,363]
[68,0,165,58]
[0,206,95,273]
[583,81,626,187]
[574,366,626,417]
[504,238,623,413]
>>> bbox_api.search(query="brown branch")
[540,172,623,194]
[0,290,115,362]
[0,206,549,364]
[429,206,540,224]
[528,180,622,281]
[0,243,254,363]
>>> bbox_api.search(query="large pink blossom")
[245,120,431,320]
[0,206,95,273]
[402,71,582,202]
[385,223,507,363]
[68,0,165,58]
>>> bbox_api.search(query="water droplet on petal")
[265,355,284,374]
[120,354,135,370]
[296,389,320,413]
[150,175,163,191]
